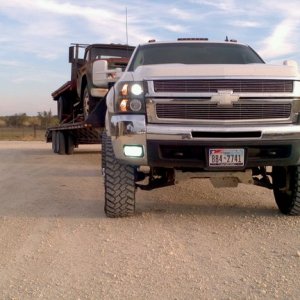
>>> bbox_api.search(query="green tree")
[6,113,28,127]
[37,110,58,129]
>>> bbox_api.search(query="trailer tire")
[52,131,58,153]
[57,131,66,155]
[65,133,75,155]
[58,95,72,122]
[104,136,136,218]
[272,166,300,215]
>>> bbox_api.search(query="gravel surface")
[0,141,299,299]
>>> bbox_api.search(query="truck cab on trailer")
[52,43,135,122]
[46,43,134,155]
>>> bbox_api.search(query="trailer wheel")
[57,131,66,155]
[52,131,58,153]
[104,136,136,217]
[58,95,72,122]
[272,166,300,215]
[65,133,75,155]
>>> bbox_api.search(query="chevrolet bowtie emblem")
[211,90,239,106]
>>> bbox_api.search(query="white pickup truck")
[103,38,300,217]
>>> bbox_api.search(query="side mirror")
[283,60,299,74]
[115,67,122,76]
[283,60,298,67]
[93,60,109,87]
[69,46,75,63]
[93,61,124,87]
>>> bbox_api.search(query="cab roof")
[141,38,247,47]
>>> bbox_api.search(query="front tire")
[272,166,300,215]
[101,131,107,175]
[83,87,96,120]
[104,135,136,217]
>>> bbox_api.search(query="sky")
[0,0,300,116]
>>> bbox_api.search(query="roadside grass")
[0,127,45,141]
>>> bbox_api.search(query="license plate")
[208,148,245,167]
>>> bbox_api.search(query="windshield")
[128,43,264,71]
[90,47,134,60]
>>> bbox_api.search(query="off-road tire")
[101,131,107,175]
[272,166,300,215]
[104,136,136,217]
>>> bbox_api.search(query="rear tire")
[52,131,58,153]
[57,131,66,155]
[65,133,75,155]
[58,95,72,122]
[272,166,300,215]
[104,135,136,217]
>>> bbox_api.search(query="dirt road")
[0,141,299,299]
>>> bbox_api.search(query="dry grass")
[0,127,45,141]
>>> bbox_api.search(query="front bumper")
[90,87,108,98]
[109,114,300,169]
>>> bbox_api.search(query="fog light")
[130,99,142,112]
[124,145,144,157]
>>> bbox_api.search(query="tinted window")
[128,43,264,71]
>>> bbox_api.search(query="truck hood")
[132,63,299,80]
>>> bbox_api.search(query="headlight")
[131,83,143,96]
[294,81,300,96]
[116,81,146,113]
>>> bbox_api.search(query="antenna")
[126,7,129,45]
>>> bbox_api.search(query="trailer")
[46,43,134,154]
[45,112,104,155]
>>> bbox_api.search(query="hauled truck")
[103,38,300,217]
[46,43,134,154]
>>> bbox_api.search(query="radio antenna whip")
[126,7,129,45]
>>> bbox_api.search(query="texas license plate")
[208,148,245,167]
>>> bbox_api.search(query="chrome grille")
[156,103,292,120]
[153,79,293,93]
